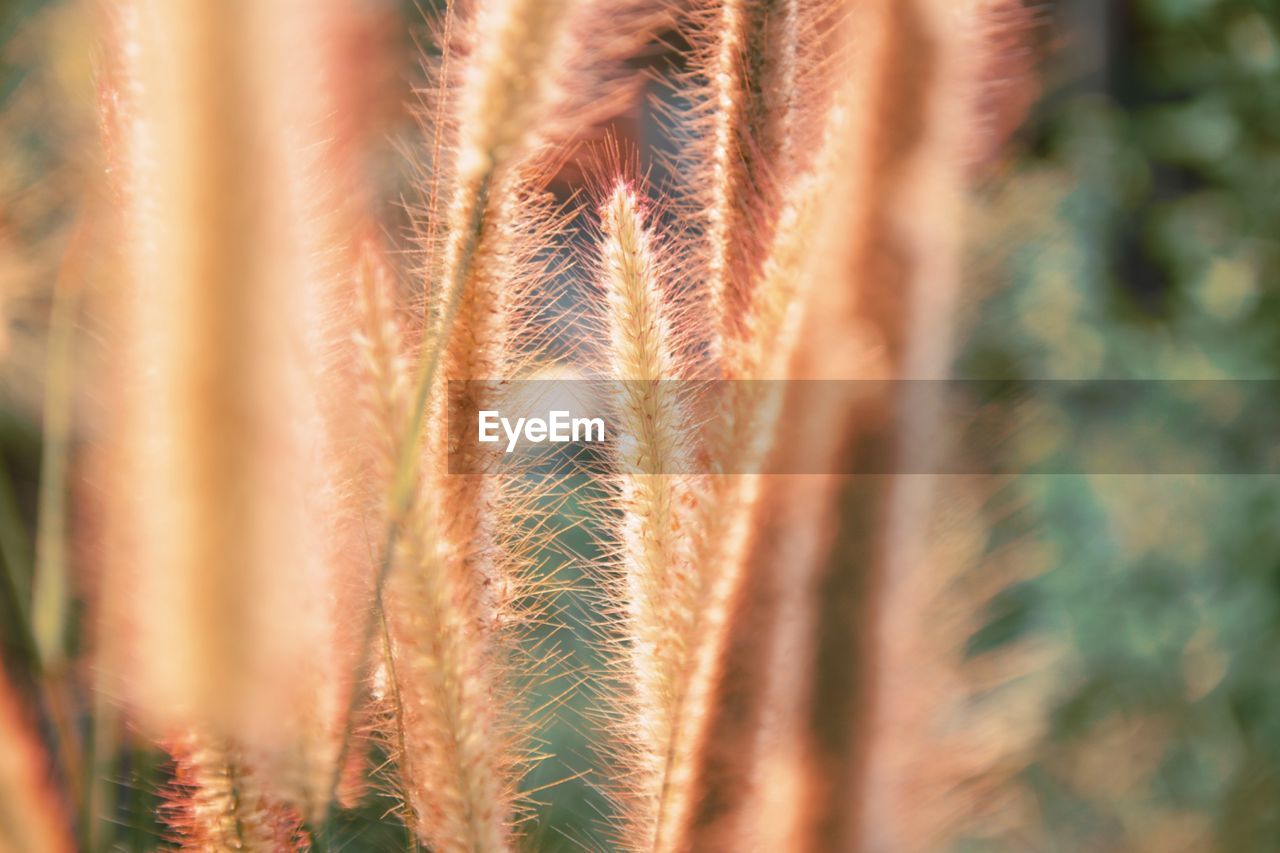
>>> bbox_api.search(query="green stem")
[33,215,85,671]
[0,453,35,660]
[321,166,495,841]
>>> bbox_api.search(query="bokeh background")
[3,0,1279,849]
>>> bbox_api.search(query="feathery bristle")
[696,0,809,359]
[355,238,413,511]
[384,494,513,851]
[99,0,377,820]
[619,3,844,847]
[377,5,583,846]
[386,169,571,849]
[680,2,1042,850]
[703,0,747,349]
[602,185,679,390]
[660,100,854,851]
[164,736,306,851]
[396,0,576,504]
[597,182,700,849]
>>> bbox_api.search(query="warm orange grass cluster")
[0,0,1037,850]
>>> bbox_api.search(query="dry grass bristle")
[592,180,702,849]
[164,736,307,852]
[399,0,577,488]
[375,5,588,847]
[98,0,380,821]
[625,35,853,851]
[355,237,414,514]
[659,0,838,367]
[6,0,1049,849]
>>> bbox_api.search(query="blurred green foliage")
[959,1,1280,849]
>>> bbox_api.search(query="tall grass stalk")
[700,0,792,352]
[31,212,88,672]
[101,0,374,825]
[652,106,847,851]
[849,3,1032,848]
[371,3,580,848]
[597,182,698,849]
[390,0,574,512]
[631,2,829,847]
[682,2,1037,849]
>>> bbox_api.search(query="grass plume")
[595,181,699,849]
[0,1,1049,849]
[685,2,1044,850]
[102,0,304,737]
[98,0,385,824]
[163,736,307,851]
[392,0,575,509]
[373,4,584,848]
[679,0,832,359]
[618,3,842,848]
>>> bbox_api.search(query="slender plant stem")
[33,213,88,671]
[321,167,495,839]
[319,518,400,846]
[86,685,118,853]
[39,671,84,823]
[392,172,494,514]
[378,606,419,851]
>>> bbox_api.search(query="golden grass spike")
[678,2,1040,850]
[386,493,511,852]
[698,0,804,361]
[679,0,937,839]
[257,1,392,815]
[105,0,293,734]
[653,109,846,851]
[627,5,837,845]
[385,195,516,852]
[597,182,698,849]
[373,3,582,845]
[433,171,524,621]
[338,235,414,813]
[355,238,413,515]
[100,0,376,819]
[387,162,573,849]
[703,0,746,350]
[165,736,307,852]
[848,3,1041,848]
[602,185,678,390]
[394,0,574,512]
